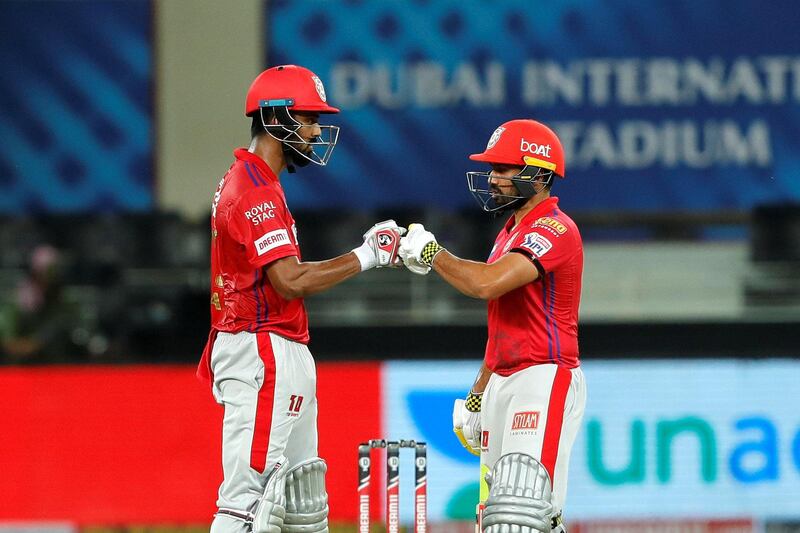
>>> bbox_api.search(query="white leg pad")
[253,460,290,533]
[482,453,554,533]
[283,457,330,533]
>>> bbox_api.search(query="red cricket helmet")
[245,65,340,116]
[466,120,565,213]
[246,65,340,168]
[469,119,565,178]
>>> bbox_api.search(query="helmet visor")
[261,107,340,166]
[466,166,554,213]
[466,171,527,213]
[277,123,340,166]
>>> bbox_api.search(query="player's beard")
[490,185,517,207]
[489,185,525,215]
[283,141,314,168]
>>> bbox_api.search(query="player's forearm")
[432,251,497,300]
[471,361,492,394]
[280,253,362,298]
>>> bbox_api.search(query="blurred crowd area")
[1,203,798,365]
[0,212,209,363]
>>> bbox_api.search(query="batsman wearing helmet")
[197,65,405,533]
[399,120,587,533]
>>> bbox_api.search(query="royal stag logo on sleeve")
[244,201,277,225]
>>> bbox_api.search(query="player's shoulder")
[224,172,288,229]
[223,161,280,202]
[227,159,274,190]
[521,206,582,253]
[214,164,281,223]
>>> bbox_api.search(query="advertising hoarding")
[384,359,800,522]
[2,359,798,524]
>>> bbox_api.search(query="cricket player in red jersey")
[197,65,404,533]
[399,120,587,533]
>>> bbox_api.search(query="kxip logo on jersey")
[520,232,553,258]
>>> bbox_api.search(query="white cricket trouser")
[481,364,586,515]
[209,331,318,533]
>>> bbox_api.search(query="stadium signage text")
[330,56,792,170]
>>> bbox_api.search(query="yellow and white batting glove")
[453,391,482,456]
[399,223,444,275]
[353,220,407,271]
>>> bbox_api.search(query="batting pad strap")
[215,508,254,524]
[420,241,444,267]
[465,391,483,412]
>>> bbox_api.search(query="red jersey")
[485,197,583,375]
[208,149,308,340]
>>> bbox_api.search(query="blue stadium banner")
[0,1,152,213]
[268,0,800,211]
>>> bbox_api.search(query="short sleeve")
[507,219,576,274]
[227,187,298,268]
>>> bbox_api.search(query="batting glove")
[353,220,407,271]
[399,223,444,275]
[453,392,482,456]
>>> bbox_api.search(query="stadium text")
[553,119,771,169]
[330,56,800,109]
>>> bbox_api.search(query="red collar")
[504,196,560,233]
[233,148,280,184]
